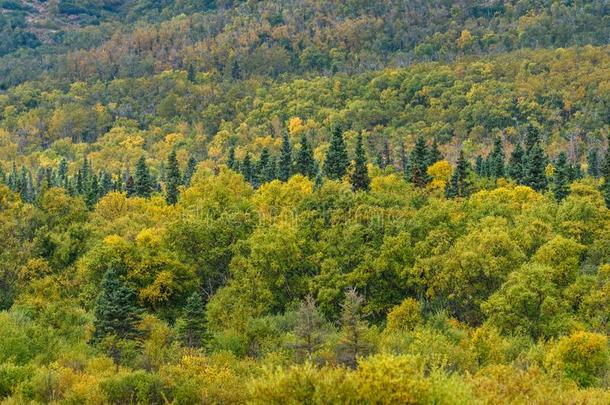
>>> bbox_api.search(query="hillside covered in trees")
[0,0,609,403]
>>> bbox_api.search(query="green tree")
[523,125,547,191]
[587,148,599,177]
[295,134,316,178]
[241,153,254,183]
[227,144,236,171]
[279,132,293,181]
[446,151,471,198]
[488,137,505,178]
[552,152,570,201]
[134,156,153,198]
[165,149,182,205]
[410,136,430,187]
[508,143,525,183]
[427,140,442,167]
[175,292,207,349]
[183,156,197,186]
[323,126,349,180]
[93,268,142,366]
[601,138,610,208]
[350,133,370,192]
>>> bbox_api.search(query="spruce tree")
[446,151,471,199]
[0,164,5,185]
[399,142,410,180]
[523,124,547,191]
[587,148,600,177]
[93,268,142,365]
[279,132,293,181]
[134,156,153,197]
[183,156,197,186]
[336,288,372,369]
[187,64,196,83]
[350,133,370,192]
[241,153,253,183]
[488,137,505,178]
[86,173,99,208]
[508,143,525,183]
[165,149,182,205]
[295,134,316,178]
[410,136,430,187]
[552,152,570,201]
[427,140,442,167]
[601,137,610,208]
[227,144,236,170]
[323,125,349,180]
[292,295,327,362]
[255,148,271,187]
[100,171,113,196]
[475,155,484,176]
[58,158,69,188]
[175,292,207,349]
[125,176,135,197]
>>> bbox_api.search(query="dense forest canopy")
[0,0,609,403]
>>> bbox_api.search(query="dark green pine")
[93,268,142,343]
[488,137,505,178]
[295,134,316,178]
[58,158,69,188]
[183,157,197,186]
[446,151,471,199]
[176,292,208,348]
[241,153,254,183]
[508,143,525,183]
[134,155,153,198]
[552,152,570,201]
[125,176,135,197]
[323,125,349,180]
[410,136,430,187]
[86,173,99,208]
[601,137,610,208]
[100,171,113,196]
[524,143,547,191]
[427,140,442,166]
[587,148,599,178]
[165,149,182,205]
[350,133,371,192]
[227,144,236,171]
[475,155,484,176]
[278,132,293,182]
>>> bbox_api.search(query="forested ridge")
[0,0,609,404]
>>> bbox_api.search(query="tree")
[587,148,599,177]
[241,153,254,183]
[295,134,315,178]
[292,295,327,362]
[227,144,236,171]
[183,156,197,186]
[601,138,610,208]
[279,132,292,181]
[175,292,207,349]
[187,64,196,83]
[427,140,442,167]
[552,152,570,201]
[323,125,349,180]
[134,156,153,198]
[446,151,471,198]
[58,158,69,188]
[126,176,135,197]
[508,143,525,183]
[165,149,182,205]
[350,133,370,192]
[336,288,373,368]
[93,268,142,366]
[256,148,271,186]
[523,125,547,191]
[488,137,504,178]
[410,136,430,187]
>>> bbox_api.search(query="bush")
[100,371,169,404]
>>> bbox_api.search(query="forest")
[0,1,609,404]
